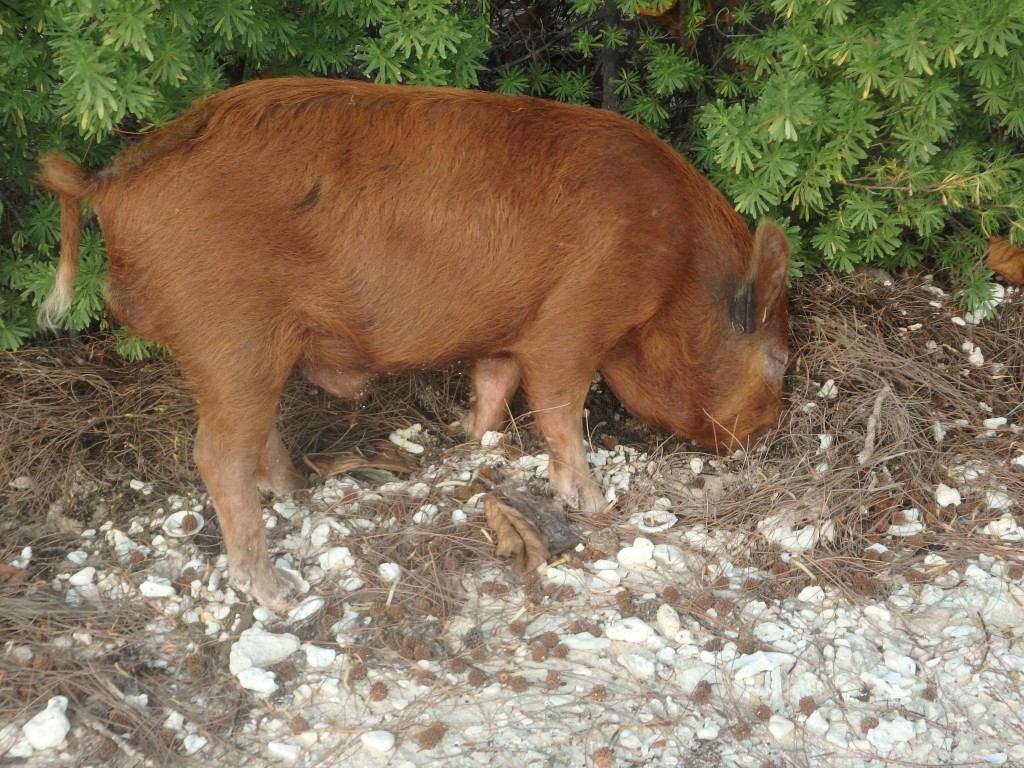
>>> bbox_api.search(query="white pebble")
[797,585,826,603]
[806,710,829,735]
[65,550,88,565]
[230,629,301,674]
[865,716,916,752]
[689,457,704,475]
[753,622,787,643]
[733,651,796,680]
[378,562,402,582]
[340,576,364,591]
[236,667,278,694]
[606,617,654,644]
[628,509,676,532]
[412,504,439,524]
[768,715,795,742]
[985,489,1014,511]
[318,547,354,571]
[616,537,654,567]
[935,483,961,507]
[272,500,299,519]
[182,733,208,755]
[287,596,325,622]
[652,544,686,568]
[266,740,300,763]
[563,633,611,652]
[68,567,96,586]
[480,431,503,448]
[389,427,425,454]
[139,575,176,598]
[695,722,720,740]
[587,570,620,592]
[361,730,396,753]
[21,696,70,751]
[656,604,681,640]
[617,652,657,679]
[981,514,1022,541]
[304,644,337,669]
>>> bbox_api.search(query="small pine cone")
[754,703,772,721]
[552,643,570,659]
[798,696,816,715]
[592,747,614,768]
[713,597,735,616]
[463,626,485,649]
[736,636,758,655]
[414,722,447,750]
[661,585,680,604]
[545,670,561,689]
[691,679,712,704]
[860,716,879,734]
[450,656,469,674]
[530,643,548,662]
[369,682,388,701]
[536,631,559,649]
[590,684,608,702]
[348,663,367,681]
[509,676,528,693]
[704,637,723,652]
[467,667,487,687]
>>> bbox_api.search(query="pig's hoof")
[232,564,302,612]
[562,480,607,515]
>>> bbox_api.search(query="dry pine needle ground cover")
[0,271,1022,766]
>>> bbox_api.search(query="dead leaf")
[484,497,550,576]
[986,235,1024,285]
[303,442,417,478]
[498,489,582,555]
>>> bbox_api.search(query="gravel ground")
[2,274,1023,768]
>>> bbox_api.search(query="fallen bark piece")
[302,442,418,478]
[484,491,581,574]
[484,496,551,575]
[502,490,582,555]
[986,235,1024,285]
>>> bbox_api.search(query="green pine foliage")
[0,0,489,351]
[695,0,1024,310]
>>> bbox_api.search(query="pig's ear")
[751,220,790,323]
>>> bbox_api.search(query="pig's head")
[600,219,791,452]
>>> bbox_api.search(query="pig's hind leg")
[464,356,521,438]
[188,351,299,611]
[256,427,305,496]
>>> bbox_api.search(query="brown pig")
[37,78,790,609]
